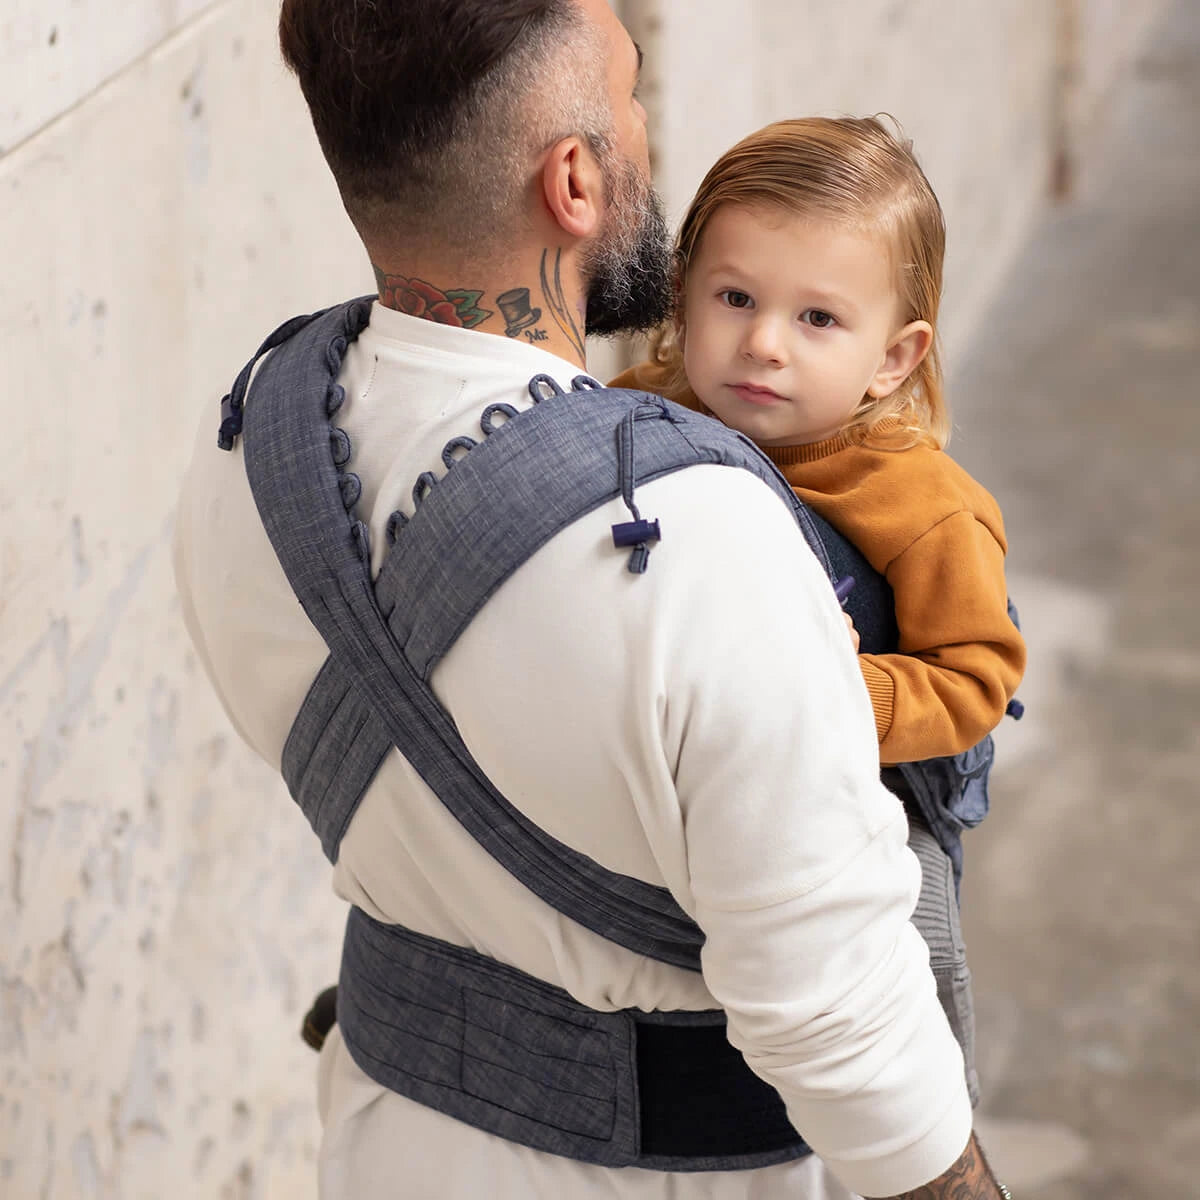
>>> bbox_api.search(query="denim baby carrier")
[219,296,997,1169]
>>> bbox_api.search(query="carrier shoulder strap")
[230,298,889,972]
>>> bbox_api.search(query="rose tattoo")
[374,270,492,329]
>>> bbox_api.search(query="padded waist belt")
[339,907,811,1171]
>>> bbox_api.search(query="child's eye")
[802,309,836,328]
[720,290,753,309]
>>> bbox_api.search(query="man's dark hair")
[279,0,609,247]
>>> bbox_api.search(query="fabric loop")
[412,471,438,509]
[325,335,348,374]
[441,436,478,470]
[339,472,362,510]
[480,403,519,436]
[330,428,352,466]
[386,510,409,545]
[527,374,565,403]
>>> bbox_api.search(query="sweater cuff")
[860,659,895,744]
[824,1095,974,1198]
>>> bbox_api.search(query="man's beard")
[582,156,674,338]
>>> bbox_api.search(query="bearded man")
[173,1,1009,1196]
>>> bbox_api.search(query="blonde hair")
[655,115,949,450]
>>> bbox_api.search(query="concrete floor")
[948,1,1200,1195]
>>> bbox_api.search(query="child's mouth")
[730,383,785,405]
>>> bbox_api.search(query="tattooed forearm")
[372,264,493,328]
[872,1133,1005,1200]
[539,248,586,361]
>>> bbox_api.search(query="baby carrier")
[218,297,1000,1169]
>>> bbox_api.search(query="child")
[610,116,1026,1104]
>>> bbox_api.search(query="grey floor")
[950,2,1200,1195]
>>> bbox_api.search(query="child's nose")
[741,317,786,365]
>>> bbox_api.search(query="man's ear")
[541,136,604,240]
[867,320,933,399]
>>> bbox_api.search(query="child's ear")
[867,320,933,399]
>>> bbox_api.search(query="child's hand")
[844,613,860,652]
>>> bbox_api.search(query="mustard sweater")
[611,363,1026,765]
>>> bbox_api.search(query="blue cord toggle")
[611,518,661,548]
[217,393,243,451]
[627,545,651,574]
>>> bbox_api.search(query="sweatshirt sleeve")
[656,469,972,1194]
[859,508,1026,763]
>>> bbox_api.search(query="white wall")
[0,1,1170,1197]
[2,0,216,153]
[1,2,368,1196]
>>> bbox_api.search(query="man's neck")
[371,247,589,369]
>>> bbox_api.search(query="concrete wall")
[0,1,1169,1197]
[1,1,215,155]
[1,3,367,1197]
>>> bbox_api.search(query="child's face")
[681,204,912,447]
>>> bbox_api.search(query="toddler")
[611,116,1026,1104]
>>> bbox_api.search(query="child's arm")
[859,510,1025,765]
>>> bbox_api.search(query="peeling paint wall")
[0,1,1169,1198]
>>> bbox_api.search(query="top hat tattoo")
[497,288,542,337]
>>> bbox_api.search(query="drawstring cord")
[611,404,663,574]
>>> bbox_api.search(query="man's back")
[174,302,972,1196]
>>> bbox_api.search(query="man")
[173,1,1009,1195]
